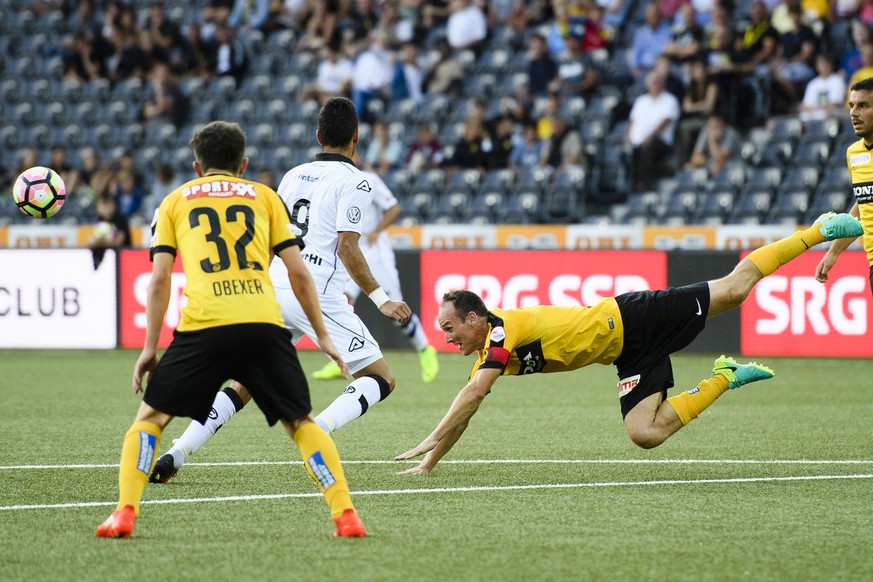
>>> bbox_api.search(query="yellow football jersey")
[845,139,873,265]
[469,300,625,379]
[151,174,301,331]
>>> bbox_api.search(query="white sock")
[314,375,391,434]
[400,313,429,351]
[165,388,244,468]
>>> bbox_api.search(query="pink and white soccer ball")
[12,166,66,218]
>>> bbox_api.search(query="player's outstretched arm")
[278,245,349,378]
[395,368,500,474]
[816,202,861,283]
[133,252,173,393]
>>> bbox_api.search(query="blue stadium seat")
[729,189,773,224]
[768,189,810,223]
[470,191,506,223]
[696,189,736,223]
[790,141,830,169]
[503,191,541,224]
[540,185,579,224]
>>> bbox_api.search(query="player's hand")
[317,334,350,379]
[394,438,437,461]
[380,299,411,325]
[396,464,431,476]
[364,231,379,246]
[815,254,837,283]
[133,348,158,394]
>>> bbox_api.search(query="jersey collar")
[315,152,356,166]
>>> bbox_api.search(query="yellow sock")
[746,224,825,276]
[117,421,162,515]
[666,376,729,426]
[292,422,354,519]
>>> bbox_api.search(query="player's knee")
[627,427,666,449]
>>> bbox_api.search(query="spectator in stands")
[202,0,235,37]
[390,41,425,103]
[841,20,871,81]
[175,23,214,76]
[800,54,847,122]
[142,61,190,131]
[116,28,165,81]
[228,0,271,33]
[676,58,719,166]
[598,0,629,35]
[423,37,464,98]
[113,171,144,220]
[508,121,543,173]
[144,1,184,56]
[209,23,248,85]
[659,0,688,21]
[339,0,381,49]
[295,0,341,52]
[483,115,516,169]
[406,122,445,172]
[116,150,146,190]
[142,162,175,219]
[88,193,131,270]
[539,115,584,171]
[258,167,277,190]
[768,2,817,114]
[76,147,105,197]
[50,145,80,198]
[351,31,394,121]
[62,32,103,84]
[861,0,873,23]
[447,0,488,53]
[733,1,779,73]
[364,121,404,174]
[311,41,354,103]
[554,38,599,98]
[684,113,742,174]
[527,33,558,97]
[653,54,686,103]
[630,2,673,76]
[663,3,705,70]
[848,42,873,89]
[13,149,39,183]
[447,120,487,170]
[626,71,681,192]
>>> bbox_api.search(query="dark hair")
[851,77,873,93]
[189,121,245,173]
[442,290,488,318]
[317,97,358,147]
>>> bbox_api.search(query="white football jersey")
[359,171,399,249]
[270,153,374,295]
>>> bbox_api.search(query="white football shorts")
[275,283,384,374]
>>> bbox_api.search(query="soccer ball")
[12,166,66,218]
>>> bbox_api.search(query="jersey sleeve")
[334,175,374,234]
[266,188,303,253]
[149,195,177,261]
[370,174,398,213]
[477,313,513,373]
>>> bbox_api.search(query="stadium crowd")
[0,0,865,230]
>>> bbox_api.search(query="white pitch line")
[2,459,873,470]
[2,473,873,512]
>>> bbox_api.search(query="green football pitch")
[2,349,872,581]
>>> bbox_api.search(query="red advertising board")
[119,249,187,348]
[740,250,872,357]
[420,250,667,352]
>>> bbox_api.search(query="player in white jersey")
[312,165,440,383]
[149,98,411,483]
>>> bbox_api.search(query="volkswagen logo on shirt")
[347,206,362,223]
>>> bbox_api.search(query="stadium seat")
[400,191,437,222]
[540,185,579,223]
[755,140,793,169]
[790,141,830,169]
[515,166,551,195]
[729,189,773,223]
[807,190,850,218]
[470,191,506,223]
[780,166,819,193]
[622,192,660,224]
[818,166,851,191]
[503,191,541,224]
[480,168,514,193]
[768,116,803,144]
[696,189,736,223]
[768,189,810,223]
[445,169,481,195]
[589,144,629,203]
[801,117,840,143]
[662,190,698,222]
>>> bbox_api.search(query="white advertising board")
[0,249,117,348]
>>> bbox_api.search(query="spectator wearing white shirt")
[446,0,487,53]
[312,43,354,104]
[351,31,394,121]
[799,54,847,122]
[626,72,681,192]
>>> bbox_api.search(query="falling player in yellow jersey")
[396,212,863,474]
[96,121,366,538]
[815,77,873,290]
